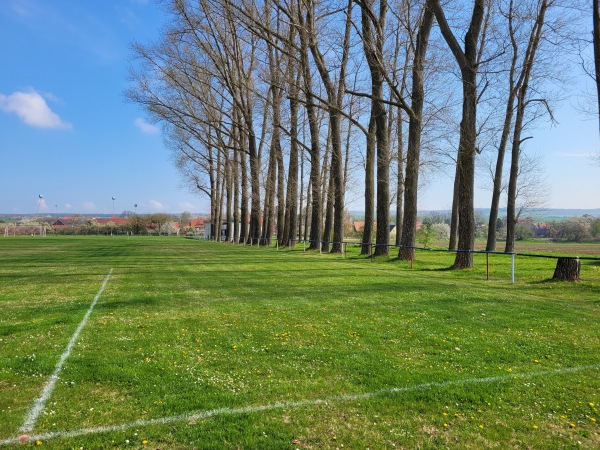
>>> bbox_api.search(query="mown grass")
[0,236,599,449]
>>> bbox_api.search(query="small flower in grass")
[478,425,484,429]
[142,439,148,445]
[589,402,595,408]
[569,423,576,428]
[36,440,43,446]
[532,425,538,430]
[590,418,596,423]
[231,345,238,350]
[443,423,449,428]
[533,359,539,363]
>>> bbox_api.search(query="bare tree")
[594,0,600,130]
[430,0,487,269]
[481,0,557,253]
[505,0,553,253]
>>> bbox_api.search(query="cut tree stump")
[552,257,580,282]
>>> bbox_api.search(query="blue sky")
[0,1,598,216]
[0,0,206,215]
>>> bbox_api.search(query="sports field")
[0,236,599,448]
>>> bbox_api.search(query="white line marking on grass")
[3,362,598,446]
[19,269,113,434]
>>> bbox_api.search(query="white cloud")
[134,118,159,134]
[148,200,165,211]
[64,203,72,209]
[0,90,72,129]
[83,202,96,211]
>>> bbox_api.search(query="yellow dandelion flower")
[142,440,148,445]
[443,423,449,427]
[533,425,538,430]
[478,425,484,429]
[569,423,576,428]
[589,402,595,408]
[591,418,596,423]
[36,441,43,446]
[442,412,448,416]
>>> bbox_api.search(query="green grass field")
[1,236,599,449]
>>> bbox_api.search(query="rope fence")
[201,235,600,284]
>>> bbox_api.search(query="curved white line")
[4,362,598,446]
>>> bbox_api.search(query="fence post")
[511,253,515,284]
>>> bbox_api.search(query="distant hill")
[350,208,600,222]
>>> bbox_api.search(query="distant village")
[1,213,209,237]
[2,211,599,243]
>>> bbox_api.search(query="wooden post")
[552,257,580,282]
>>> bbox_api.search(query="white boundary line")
[4,362,598,446]
[18,269,114,433]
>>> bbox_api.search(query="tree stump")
[552,257,580,282]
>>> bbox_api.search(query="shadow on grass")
[96,296,159,310]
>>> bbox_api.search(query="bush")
[432,223,450,240]
[514,222,535,240]
[591,218,600,240]
[548,217,591,242]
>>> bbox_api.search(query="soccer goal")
[3,226,47,237]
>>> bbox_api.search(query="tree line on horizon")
[127,0,597,268]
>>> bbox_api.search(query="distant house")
[353,221,366,233]
[52,219,68,229]
[354,221,396,233]
[190,218,207,235]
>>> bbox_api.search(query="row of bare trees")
[127,0,585,268]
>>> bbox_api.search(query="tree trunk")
[297,7,322,250]
[552,257,580,282]
[431,0,485,269]
[239,137,249,244]
[505,0,548,254]
[396,106,404,247]
[449,163,459,250]
[248,126,262,245]
[400,5,434,261]
[262,135,277,246]
[225,154,232,242]
[283,85,299,248]
[233,144,240,243]
[322,167,335,253]
[362,110,376,255]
